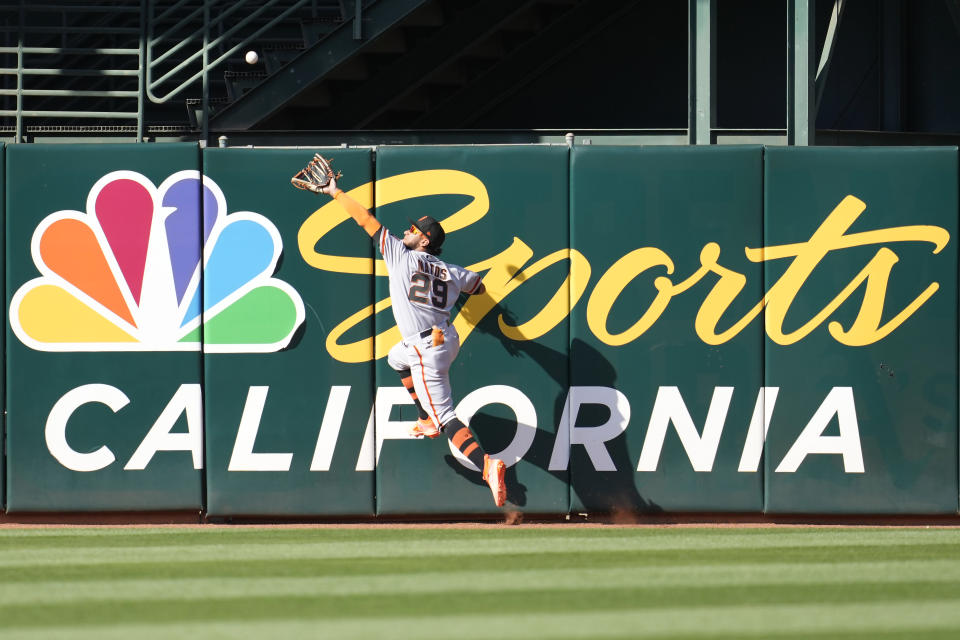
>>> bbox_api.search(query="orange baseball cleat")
[409,417,440,438]
[482,455,506,507]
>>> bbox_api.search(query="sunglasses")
[409,224,421,235]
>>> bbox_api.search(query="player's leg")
[407,343,452,430]
[387,341,438,438]
[411,340,506,507]
[408,353,486,467]
[443,416,506,508]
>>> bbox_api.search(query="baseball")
[245,50,259,65]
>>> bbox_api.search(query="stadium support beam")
[815,0,845,114]
[947,0,960,37]
[688,0,715,145]
[354,0,362,40]
[879,0,903,131]
[787,0,814,145]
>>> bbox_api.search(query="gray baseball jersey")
[376,226,482,427]
[375,227,482,339]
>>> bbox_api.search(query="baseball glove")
[291,153,342,193]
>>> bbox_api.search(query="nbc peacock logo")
[10,170,305,353]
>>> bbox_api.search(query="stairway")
[212,0,635,131]
[0,1,348,137]
[0,2,143,136]
[0,0,633,137]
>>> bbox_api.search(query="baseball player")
[315,175,507,508]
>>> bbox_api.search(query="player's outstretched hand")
[320,175,338,195]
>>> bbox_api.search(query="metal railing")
[147,0,313,103]
[0,1,350,141]
[0,2,144,141]
[147,0,333,140]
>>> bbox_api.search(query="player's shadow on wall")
[445,303,661,515]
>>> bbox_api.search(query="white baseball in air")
[245,50,259,65]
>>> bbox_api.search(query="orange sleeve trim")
[334,190,382,237]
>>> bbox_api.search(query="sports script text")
[297,170,950,362]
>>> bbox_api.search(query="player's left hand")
[320,174,338,195]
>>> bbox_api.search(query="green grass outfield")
[0,525,959,639]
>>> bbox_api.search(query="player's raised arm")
[322,176,381,237]
[291,155,382,237]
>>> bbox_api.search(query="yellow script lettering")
[746,195,948,345]
[302,169,949,360]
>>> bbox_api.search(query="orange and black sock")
[397,369,430,421]
[444,418,486,470]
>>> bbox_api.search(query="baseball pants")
[387,322,461,428]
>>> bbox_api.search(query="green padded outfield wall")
[569,146,765,512]
[763,147,959,514]
[1,143,958,516]
[4,143,203,511]
[373,146,571,514]
[202,148,375,516]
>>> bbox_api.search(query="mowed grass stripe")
[2,544,957,583]
[1,538,957,583]
[0,527,956,638]
[0,561,960,608]
[0,528,957,567]
[1,560,959,607]
[2,582,959,628]
[0,526,956,548]
[3,600,960,640]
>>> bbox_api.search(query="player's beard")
[402,232,425,251]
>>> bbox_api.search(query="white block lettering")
[355,387,414,471]
[737,387,779,472]
[453,385,537,471]
[549,386,630,471]
[637,386,733,472]
[310,386,351,471]
[776,386,864,473]
[228,386,293,471]
[46,384,128,472]
[125,384,203,470]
